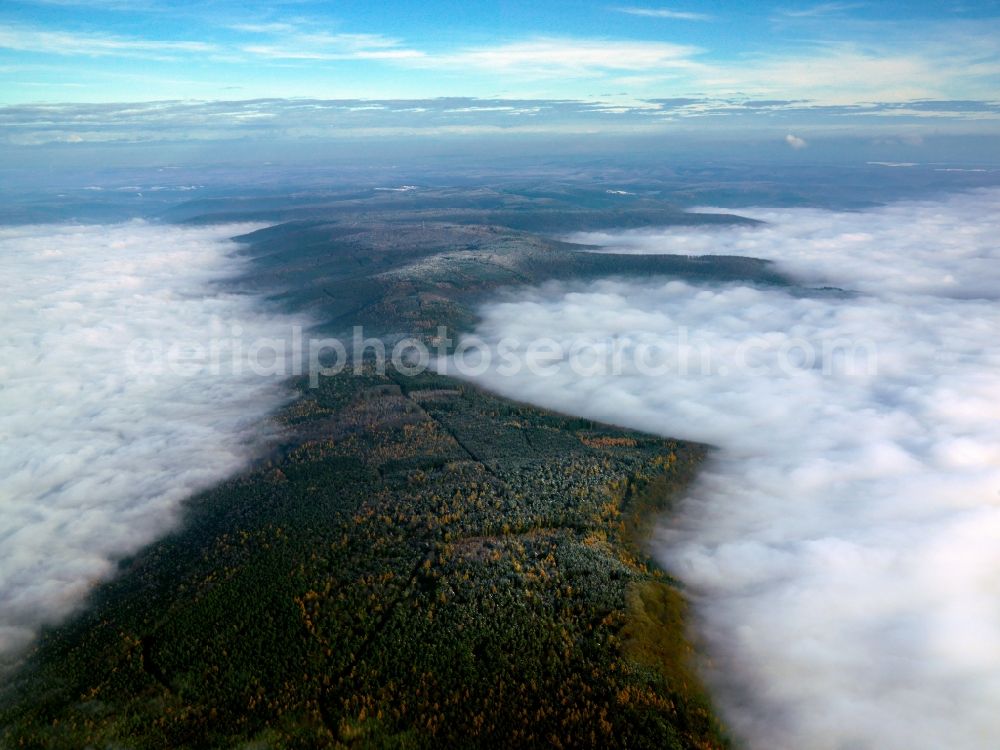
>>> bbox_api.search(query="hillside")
[1,198,787,749]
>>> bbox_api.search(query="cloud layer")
[0,222,305,664]
[567,189,1000,300]
[5,97,1000,148]
[3,6,1000,119]
[458,188,1000,749]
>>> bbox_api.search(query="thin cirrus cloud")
[775,2,865,19]
[0,24,215,59]
[221,20,704,72]
[4,27,984,106]
[612,6,715,21]
[421,38,703,74]
[700,43,1000,104]
[456,187,1000,750]
[237,28,425,62]
[0,14,998,123]
[232,25,702,73]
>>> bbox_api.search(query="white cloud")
[423,37,703,75]
[613,6,714,21]
[567,189,1000,299]
[455,188,1000,750]
[785,132,807,148]
[0,25,215,59]
[10,0,160,8]
[701,47,964,103]
[241,31,424,61]
[776,2,865,19]
[0,222,308,665]
[2,95,998,148]
[409,31,1000,105]
[228,22,298,34]
[2,15,999,110]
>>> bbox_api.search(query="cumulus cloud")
[456,188,1000,749]
[785,132,807,149]
[0,222,306,665]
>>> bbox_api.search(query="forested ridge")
[1,200,783,748]
[1,365,725,748]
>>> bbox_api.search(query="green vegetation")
[230,220,786,338]
[0,366,724,748]
[0,192,785,748]
[171,182,763,229]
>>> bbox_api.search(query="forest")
[1,364,724,748]
[0,185,787,748]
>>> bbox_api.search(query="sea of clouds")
[457,188,1000,749]
[0,222,306,665]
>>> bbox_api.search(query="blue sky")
[1,0,999,148]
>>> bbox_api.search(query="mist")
[0,222,305,664]
[455,189,1000,749]
[567,188,1000,299]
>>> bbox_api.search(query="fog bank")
[567,188,1000,299]
[459,189,1000,749]
[0,222,304,663]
